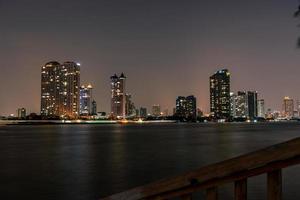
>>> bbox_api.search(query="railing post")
[180,194,192,200]
[206,187,218,200]
[235,179,247,200]
[267,169,282,200]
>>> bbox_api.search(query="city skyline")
[1,0,300,115]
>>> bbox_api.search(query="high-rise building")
[257,99,265,118]
[41,61,61,117]
[282,96,294,118]
[210,69,231,120]
[152,104,161,117]
[17,108,26,119]
[186,95,197,119]
[40,61,80,119]
[79,84,93,115]
[91,100,97,115]
[175,96,186,117]
[230,92,237,118]
[60,62,80,118]
[111,73,126,119]
[247,91,258,119]
[125,94,136,117]
[235,91,248,118]
[139,107,147,118]
[175,95,197,120]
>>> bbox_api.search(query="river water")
[0,122,299,200]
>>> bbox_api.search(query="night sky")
[0,0,299,116]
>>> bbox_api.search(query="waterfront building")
[282,96,294,118]
[175,96,186,117]
[152,104,161,117]
[186,95,197,119]
[110,73,126,119]
[175,95,197,120]
[257,99,265,118]
[17,108,26,119]
[40,61,80,119]
[60,62,80,119]
[235,91,248,118]
[91,100,97,115]
[247,91,258,119]
[40,61,61,117]
[209,69,231,120]
[125,94,136,117]
[140,107,147,118]
[230,92,237,118]
[79,84,93,115]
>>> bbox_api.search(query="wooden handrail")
[101,137,300,200]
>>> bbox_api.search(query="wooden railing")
[101,137,300,200]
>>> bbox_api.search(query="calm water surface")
[0,122,300,200]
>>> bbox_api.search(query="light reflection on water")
[0,123,299,200]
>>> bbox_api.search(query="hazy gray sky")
[0,0,300,115]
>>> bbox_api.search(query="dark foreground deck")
[101,137,300,200]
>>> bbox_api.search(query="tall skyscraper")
[41,61,80,119]
[257,99,265,118]
[235,91,248,118]
[282,96,294,118]
[210,69,231,120]
[41,61,62,118]
[60,62,80,119]
[175,96,187,117]
[247,91,258,119]
[185,95,197,120]
[111,73,126,119]
[152,104,161,117]
[79,84,93,115]
[230,92,237,118]
[125,94,136,117]
[175,95,197,120]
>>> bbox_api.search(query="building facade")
[152,104,161,117]
[210,69,231,120]
[41,61,61,117]
[175,95,197,120]
[235,91,248,118]
[257,99,265,118]
[230,92,237,118]
[125,94,136,117]
[41,61,80,119]
[282,96,294,118]
[111,73,126,119]
[247,91,258,119]
[17,108,26,119]
[60,62,80,118]
[79,84,93,115]
[91,100,97,115]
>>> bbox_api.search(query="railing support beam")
[235,179,247,200]
[206,187,218,200]
[267,169,282,200]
